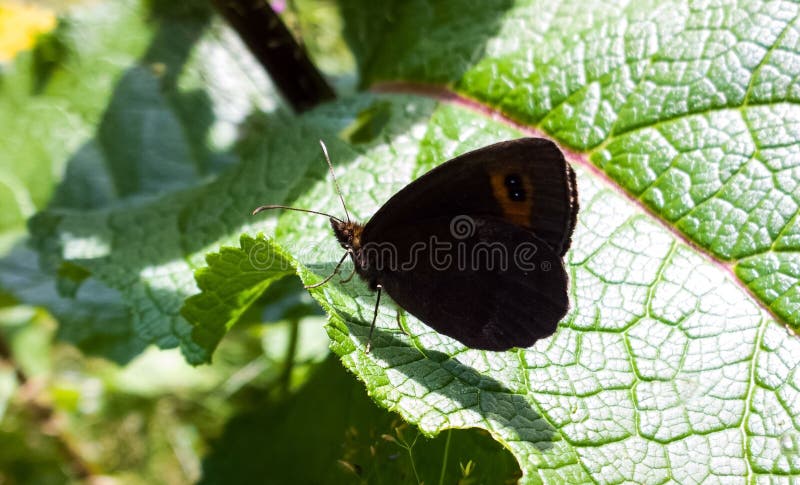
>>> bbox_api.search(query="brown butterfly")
[254,138,578,351]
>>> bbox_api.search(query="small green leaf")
[181,235,294,363]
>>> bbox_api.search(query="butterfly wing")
[362,215,568,350]
[363,137,578,256]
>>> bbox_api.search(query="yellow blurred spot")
[0,2,57,62]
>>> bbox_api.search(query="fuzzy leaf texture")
[3,0,800,483]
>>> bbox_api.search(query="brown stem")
[0,333,93,479]
[0,333,25,383]
[211,0,336,112]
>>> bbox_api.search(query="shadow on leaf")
[331,308,558,454]
[201,354,522,484]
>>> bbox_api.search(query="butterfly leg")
[339,263,357,284]
[365,284,382,354]
[304,252,348,289]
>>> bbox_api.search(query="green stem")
[280,318,300,395]
[407,444,421,485]
[438,429,452,485]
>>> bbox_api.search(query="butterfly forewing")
[362,138,577,256]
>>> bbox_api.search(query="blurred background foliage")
[0,0,520,483]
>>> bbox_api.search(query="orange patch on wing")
[489,170,533,228]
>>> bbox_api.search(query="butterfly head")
[331,218,363,252]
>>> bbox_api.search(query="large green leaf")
[339,0,800,330]
[179,100,800,481]
[0,2,185,233]
[6,0,800,482]
[0,0,281,360]
[0,0,280,249]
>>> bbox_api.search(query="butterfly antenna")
[319,140,351,223]
[252,205,344,223]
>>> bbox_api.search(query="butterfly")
[254,138,578,352]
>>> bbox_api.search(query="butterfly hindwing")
[362,216,568,350]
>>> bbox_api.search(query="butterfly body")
[329,138,578,351]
